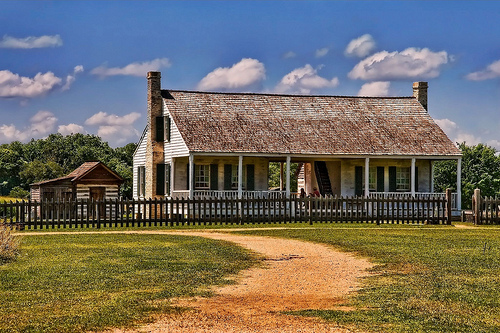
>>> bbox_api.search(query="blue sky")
[1,1,499,148]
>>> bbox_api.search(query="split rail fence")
[1,192,452,229]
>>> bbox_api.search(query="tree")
[433,143,500,209]
[19,160,65,187]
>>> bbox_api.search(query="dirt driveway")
[107,230,373,333]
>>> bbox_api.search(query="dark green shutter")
[377,167,385,192]
[355,166,363,196]
[165,116,171,142]
[186,163,190,190]
[224,164,232,190]
[389,166,397,192]
[136,167,141,196]
[156,164,165,195]
[155,116,164,141]
[415,167,419,192]
[165,164,171,196]
[210,164,218,190]
[246,164,255,191]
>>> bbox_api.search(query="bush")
[9,186,30,199]
[0,225,20,263]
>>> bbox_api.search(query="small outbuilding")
[30,161,123,202]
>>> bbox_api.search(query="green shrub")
[9,186,30,199]
[0,224,20,263]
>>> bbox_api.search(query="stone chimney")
[413,81,428,111]
[145,71,164,198]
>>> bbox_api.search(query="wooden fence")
[472,189,500,225]
[1,193,452,229]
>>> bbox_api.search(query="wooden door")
[90,187,105,218]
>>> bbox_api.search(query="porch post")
[364,158,370,197]
[238,155,243,199]
[280,162,284,191]
[457,157,462,210]
[188,154,194,199]
[286,155,291,198]
[430,160,434,193]
[411,158,416,197]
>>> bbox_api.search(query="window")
[361,167,377,192]
[195,165,210,189]
[396,167,410,191]
[165,116,171,142]
[137,166,145,197]
[231,165,246,189]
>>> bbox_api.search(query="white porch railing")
[171,190,291,200]
[369,192,457,210]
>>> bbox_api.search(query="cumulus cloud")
[345,34,376,58]
[90,58,171,78]
[0,34,63,49]
[84,111,141,146]
[58,123,86,136]
[0,110,57,143]
[465,59,500,81]
[275,64,339,94]
[358,81,390,96]
[197,58,266,91]
[283,51,296,59]
[0,70,62,98]
[348,47,449,81]
[62,65,84,91]
[315,47,329,58]
[434,118,500,151]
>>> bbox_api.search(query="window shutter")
[210,164,218,190]
[355,166,363,196]
[165,164,171,196]
[246,164,255,191]
[415,167,419,192]
[389,166,397,192]
[186,163,189,190]
[136,167,141,197]
[224,164,232,190]
[165,116,171,142]
[377,166,385,192]
[156,164,165,195]
[155,116,164,142]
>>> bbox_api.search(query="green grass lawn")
[237,225,500,333]
[0,233,258,333]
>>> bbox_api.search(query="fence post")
[473,188,481,225]
[446,188,452,225]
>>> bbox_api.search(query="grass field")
[0,233,258,333]
[238,226,500,333]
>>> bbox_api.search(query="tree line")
[0,133,136,199]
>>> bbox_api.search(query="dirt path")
[108,231,373,333]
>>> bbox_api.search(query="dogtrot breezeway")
[1,192,454,229]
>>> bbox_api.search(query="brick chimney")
[145,71,164,198]
[413,81,428,111]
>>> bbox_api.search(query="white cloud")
[358,81,390,96]
[90,58,171,78]
[348,47,449,81]
[345,34,376,58]
[465,59,500,81]
[283,51,296,59]
[84,111,142,146]
[0,110,57,143]
[58,123,86,136]
[197,58,266,91]
[315,47,329,58]
[0,70,62,98]
[0,34,63,49]
[275,64,339,94]
[434,118,500,151]
[62,65,84,91]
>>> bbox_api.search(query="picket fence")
[471,189,500,225]
[0,193,452,229]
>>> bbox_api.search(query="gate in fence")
[1,193,452,229]
[472,189,500,225]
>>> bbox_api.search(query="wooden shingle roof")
[163,90,461,157]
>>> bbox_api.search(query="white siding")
[132,128,148,199]
[164,104,189,161]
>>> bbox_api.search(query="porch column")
[188,154,194,199]
[411,158,416,197]
[280,162,284,191]
[238,155,243,199]
[286,155,291,198]
[457,157,462,210]
[364,158,370,197]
